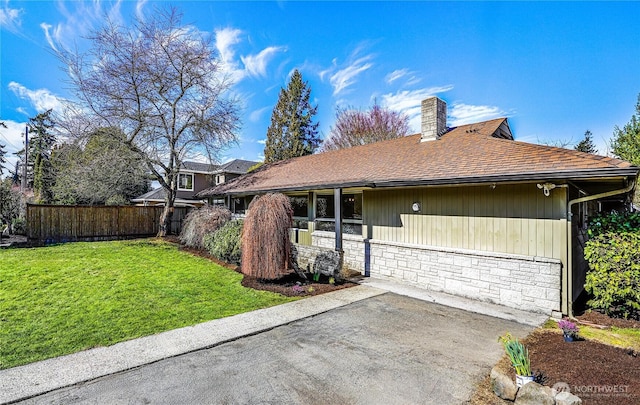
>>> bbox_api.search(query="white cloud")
[135,0,148,21]
[249,106,271,123]
[380,86,454,132]
[0,1,23,33]
[448,103,506,126]
[385,69,409,84]
[257,139,266,145]
[241,46,286,78]
[321,53,374,96]
[40,1,123,52]
[215,27,285,83]
[215,27,242,65]
[8,81,64,112]
[40,22,57,52]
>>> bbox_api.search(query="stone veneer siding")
[312,232,366,273]
[310,232,561,314]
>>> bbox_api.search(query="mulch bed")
[174,240,357,297]
[575,309,640,329]
[469,315,640,405]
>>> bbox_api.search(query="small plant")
[291,284,304,294]
[329,276,335,285]
[307,286,315,293]
[557,319,579,339]
[499,333,531,377]
[312,271,320,282]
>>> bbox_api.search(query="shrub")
[11,217,26,235]
[179,205,232,249]
[587,211,640,237]
[584,232,640,319]
[241,193,293,280]
[203,219,243,265]
[105,194,129,206]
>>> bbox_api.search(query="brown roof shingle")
[198,118,637,197]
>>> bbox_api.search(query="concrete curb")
[0,285,385,404]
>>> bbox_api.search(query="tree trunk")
[157,187,176,237]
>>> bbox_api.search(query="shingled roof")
[198,117,638,197]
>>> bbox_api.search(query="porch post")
[334,188,343,252]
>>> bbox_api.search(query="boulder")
[555,391,582,405]
[313,250,343,281]
[515,382,554,405]
[490,366,518,401]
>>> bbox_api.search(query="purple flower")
[558,319,579,336]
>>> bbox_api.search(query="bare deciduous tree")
[58,7,240,235]
[322,102,410,152]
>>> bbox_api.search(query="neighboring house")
[197,97,639,316]
[132,159,258,207]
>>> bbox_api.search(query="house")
[132,159,258,207]
[197,97,639,316]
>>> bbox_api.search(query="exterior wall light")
[537,182,557,197]
[412,202,421,212]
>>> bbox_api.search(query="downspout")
[565,181,636,318]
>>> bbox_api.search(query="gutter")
[565,180,637,317]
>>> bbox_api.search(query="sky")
[1,0,639,172]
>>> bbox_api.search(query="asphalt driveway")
[19,292,535,405]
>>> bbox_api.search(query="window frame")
[177,173,194,191]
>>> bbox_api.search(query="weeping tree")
[58,7,240,235]
[241,193,293,280]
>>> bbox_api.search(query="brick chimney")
[421,97,447,142]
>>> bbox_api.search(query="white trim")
[177,173,194,191]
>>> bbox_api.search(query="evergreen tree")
[52,127,150,205]
[27,110,56,202]
[610,93,640,204]
[574,130,597,154]
[264,70,320,163]
[611,94,640,167]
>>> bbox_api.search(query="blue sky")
[1,1,639,171]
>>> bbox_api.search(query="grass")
[0,239,297,369]
[542,318,640,350]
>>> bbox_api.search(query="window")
[290,196,309,229]
[178,173,194,191]
[315,193,362,235]
[290,196,308,218]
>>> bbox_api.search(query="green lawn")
[0,239,297,369]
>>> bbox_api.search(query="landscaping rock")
[291,244,344,281]
[490,366,518,401]
[313,250,343,280]
[514,382,554,405]
[555,391,583,405]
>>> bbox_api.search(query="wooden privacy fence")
[27,205,191,243]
